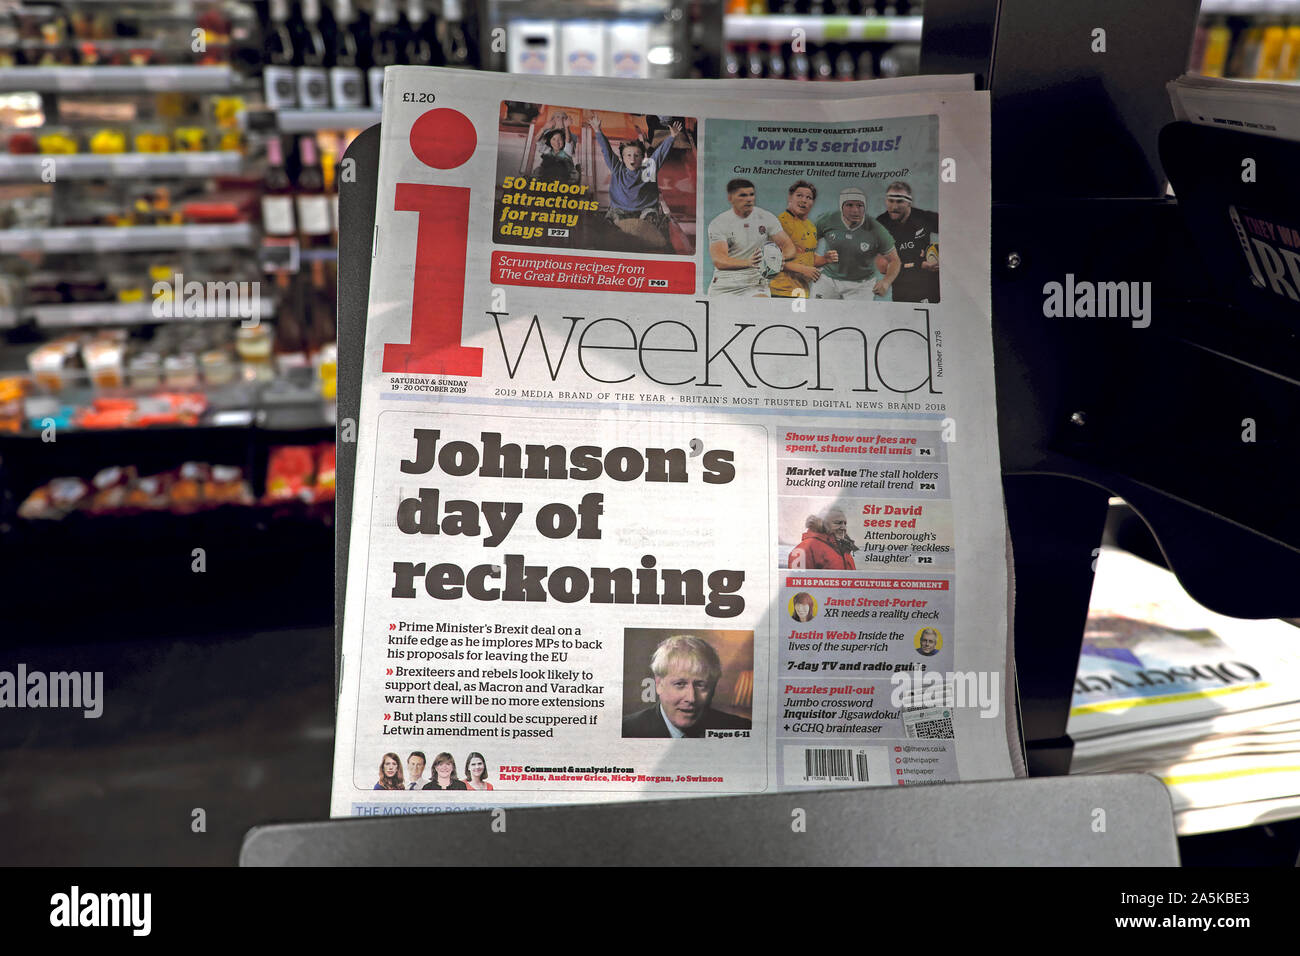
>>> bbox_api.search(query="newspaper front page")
[331,67,1019,816]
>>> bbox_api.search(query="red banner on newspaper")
[785,577,951,590]
[491,252,695,294]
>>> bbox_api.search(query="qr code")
[907,716,954,739]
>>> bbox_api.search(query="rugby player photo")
[875,180,940,303]
[769,180,834,299]
[707,178,798,298]
[810,187,901,301]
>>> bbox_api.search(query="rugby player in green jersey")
[811,187,901,301]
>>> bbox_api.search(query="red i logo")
[382,108,483,377]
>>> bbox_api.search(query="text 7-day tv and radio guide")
[331,67,1022,815]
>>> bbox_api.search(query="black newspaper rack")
[241,0,1300,864]
[921,0,1300,775]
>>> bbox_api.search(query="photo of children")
[700,115,939,303]
[495,101,697,255]
[533,112,581,186]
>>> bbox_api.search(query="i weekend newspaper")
[331,67,1021,816]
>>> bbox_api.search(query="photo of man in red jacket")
[788,506,858,570]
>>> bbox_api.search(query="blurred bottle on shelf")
[329,0,368,107]
[1283,14,1300,80]
[273,271,308,374]
[768,44,786,79]
[295,0,332,109]
[878,43,918,77]
[403,0,433,65]
[321,139,341,243]
[1188,14,1209,73]
[305,258,336,357]
[368,0,403,106]
[810,48,832,80]
[439,0,472,67]
[1227,18,1264,78]
[789,45,810,80]
[856,48,876,79]
[1202,16,1231,77]
[1256,10,1288,79]
[724,43,741,78]
[296,136,333,248]
[262,135,297,238]
[0,8,21,68]
[265,0,299,109]
[834,47,855,80]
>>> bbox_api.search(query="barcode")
[803,748,869,782]
[908,717,954,739]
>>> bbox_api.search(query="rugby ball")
[926,242,939,265]
[758,241,783,279]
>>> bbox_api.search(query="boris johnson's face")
[655,665,716,730]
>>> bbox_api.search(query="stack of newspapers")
[331,66,1027,817]
[1168,72,1300,142]
[1069,546,1300,835]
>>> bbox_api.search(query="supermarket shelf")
[0,151,244,182]
[0,65,236,93]
[17,39,167,53]
[723,14,923,44]
[1199,0,1298,12]
[276,109,382,132]
[4,381,334,437]
[23,296,276,328]
[0,222,255,254]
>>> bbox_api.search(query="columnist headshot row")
[374,751,495,791]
